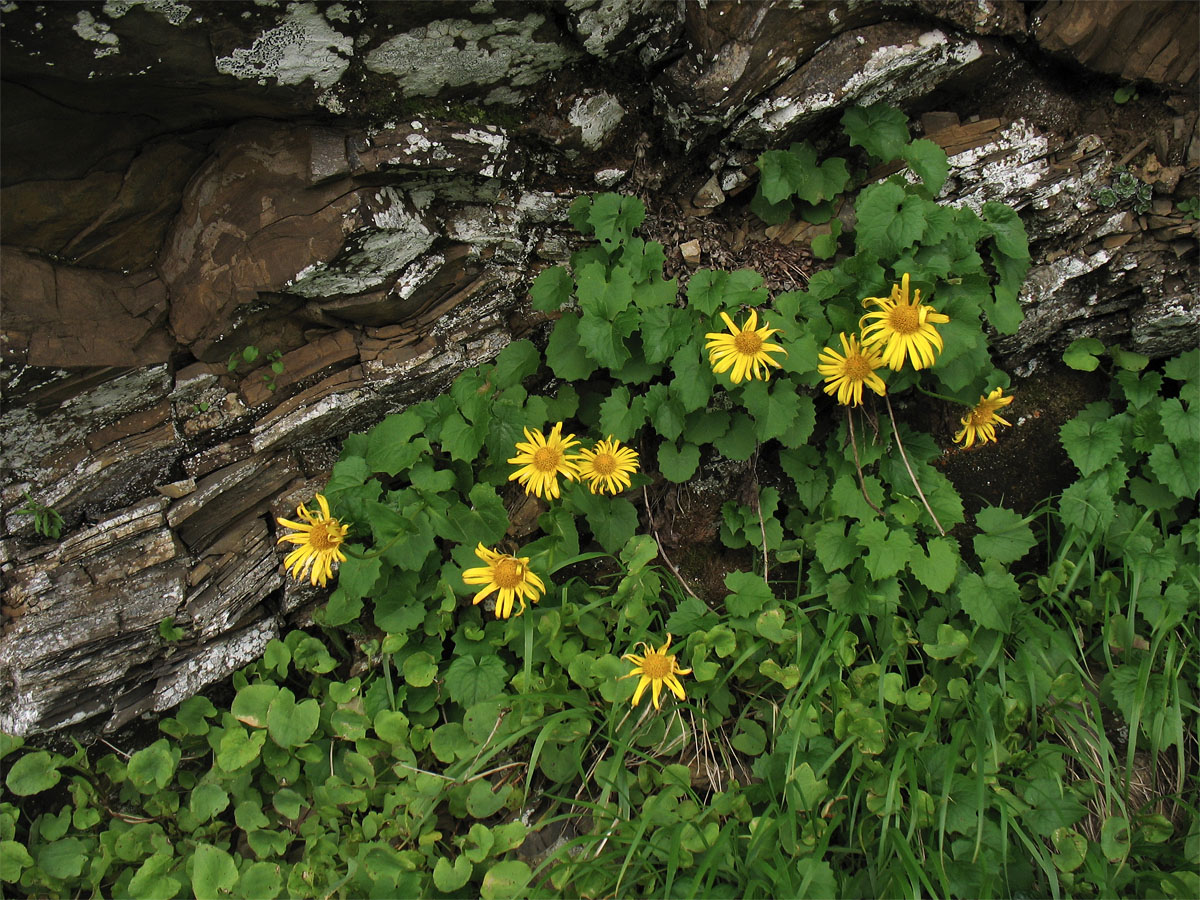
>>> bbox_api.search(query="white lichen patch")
[594,167,627,187]
[1021,250,1112,309]
[734,30,983,142]
[73,10,120,58]
[568,91,625,149]
[565,0,657,56]
[215,1,352,90]
[944,120,1051,214]
[364,13,576,97]
[103,0,192,26]
[287,192,435,299]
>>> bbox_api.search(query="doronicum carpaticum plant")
[4,104,1196,900]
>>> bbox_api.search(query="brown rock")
[1,248,175,368]
[1033,1,1198,87]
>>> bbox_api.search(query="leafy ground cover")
[3,106,1196,899]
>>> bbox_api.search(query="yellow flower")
[705,309,788,384]
[276,493,349,587]
[859,273,950,371]
[572,436,640,495]
[461,543,546,619]
[621,634,692,710]
[508,421,581,500]
[817,332,889,407]
[954,388,1014,448]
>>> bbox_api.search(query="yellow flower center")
[492,557,524,589]
[733,330,764,356]
[590,452,618,476]
[887,303,921,334]
[309,521,344,551]
[640,651,671,679]
[842,352,874,380]
[532,446,562,472]
[968,408,991,426]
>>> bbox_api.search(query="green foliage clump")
[3,105,1196,900]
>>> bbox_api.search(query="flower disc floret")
[275,493,349,587]
[955,388,1014,448]
[461,543,545,619]
[508,421,581,500]
[572,436,639,495]
[859,273,949,371]
[817,332,888,407]
[705,309,788,384]
[621,634,692,709]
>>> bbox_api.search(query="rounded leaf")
[4,750,61,796]
[481,860,532,900]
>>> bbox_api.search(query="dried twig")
[846,407,884,517]
[884,395,946,536]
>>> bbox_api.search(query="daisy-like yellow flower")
[859,273,950,371]
[817,332,889,407]
[508,421,581,500]
[461,543,546,618]
[621,634,692,710]
[275,493,349,587]
[705,309,788,384]
[954,388,1014,448]
[572,436,639,495]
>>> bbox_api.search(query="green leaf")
[1149,442,1200,498]
[641,306,693,364]
[988,247,1028,335]
[669,343,716,413]
[924,624,969,659]
[491,340,540,388]
[1100,816,1131,863]
[586,193,645,250]
[402,651,438,688]
[657,441,700,483]
[841,103,910,161]
[1160,397,1199,447]
[982,201,1030,260]
[724,569,774,617]
[36,838,87,880]
[268,690,319,748]
[620,238,668,286]
[4,750,61,796]
[433,855,473,893]
[237,861,283,900]
[445,656,508,706]
[1060,414,1123,475]
[903,139,949,194]
[530,266,572,312]
[573,491,639,553]
[190,843,238,898]
[578,309,639,370]
[810,219,842,260]
[956,560,1020,632]
[1062,337,1106,371]
[909,537,959,592]
[758,144,849,205]
[713,413,756,460]
[216,725,266,773]
[854,182,927,259]
[481,860,532,900]
[973,506,1036,565]
[127,740,177,792]
[190,782,229,822]
[813,519,857,573]
[232,683,278,729]
[856,519,915,580]
[365,410,425,475]
[1060,472,1116,532]
[545,314,598,381]
[749,188,793,224]
[0,840,33,882]
[741,379,803,442]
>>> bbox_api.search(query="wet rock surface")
[1,0,1196,737]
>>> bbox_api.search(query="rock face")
[1,0,1196,737]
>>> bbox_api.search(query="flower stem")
[914,381,970,407]
[846,407,884,518]
[344,530,407,560]
[884,395,946,536]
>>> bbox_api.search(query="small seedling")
[227,344,260,372]
[15,492,64,539]
[262,350,285,391]
[158,617,185,642]
[1113,83,1138,104]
